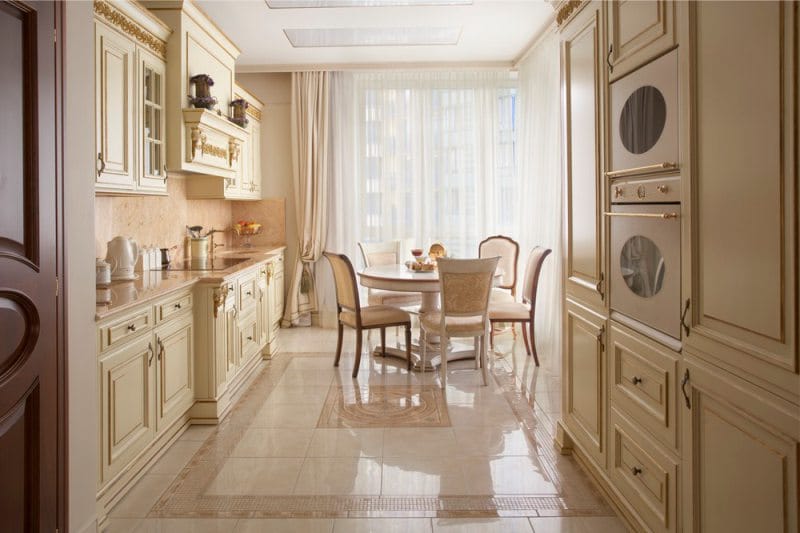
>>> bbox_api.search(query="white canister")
[96,258,111,286]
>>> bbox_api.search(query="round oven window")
[620,236,665,298]
[619,85,667,154]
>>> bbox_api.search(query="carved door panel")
[0,1,62,531]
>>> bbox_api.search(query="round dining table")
[358,263,498,370]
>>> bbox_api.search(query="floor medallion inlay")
[317,385,451,428]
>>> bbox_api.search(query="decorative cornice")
[246,106,262,121]
[94,0,167,59]
[556,0,585,27]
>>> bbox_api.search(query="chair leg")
[353,329,363,378]
[405,325,412,371]
[334,322,344,367]
[440,335,448,389]
[480,333,488,386]
[380,328,386,356]
[490,322,495,350]
[530,321,540,367]
[473,337,479,369]
[521,321,532,356]
[511,323,517,340]
[421,329,428,376]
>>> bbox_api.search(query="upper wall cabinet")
[94,0,171,196]
[561,0,607,311]
[185,82,264,200]
[607,0,676,82]
[142,0,249,194]
[685,0,798,404]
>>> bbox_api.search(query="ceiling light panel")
[283,27,462,47]
[267,0,472,7]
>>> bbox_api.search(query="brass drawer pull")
[127,324,137,332]
[157,338,165,361]
[604,212,679,219]
[631,466,642,476]
[247,335,253,341]
[147,342,154,366]
[632,376,642,385]
[246,290,252,296]
[174,302,182,309]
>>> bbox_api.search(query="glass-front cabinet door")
[137,49,167,194]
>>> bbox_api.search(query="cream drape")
[282,71,330,327]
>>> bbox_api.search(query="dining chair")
[479,235,520,302]
[488,246,551,366]
[420,256,499,388]
[324,252,413,378]
[358,240,422,308]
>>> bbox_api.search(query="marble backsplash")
[95,178,286,260]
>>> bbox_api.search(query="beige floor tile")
[293,457,383,495]
[251,403,324,428]
[288,356,341,370]
[133,518,239,532]
[433,517,533,532]
[461,456,559,495]
[278,369,337,387]
[452,427,537,456]
[381,457,465,496]
[102,518,142,532]
[306,428,384,457]
[205,458,303,495]
[148,440,204,475]
[382,428,458,457]
[109,474,176,518]
[230,428,314,458]
[179,425,217,442]
[332,518,433,533]
[528,517,628,533]
[266,385,332,404]
[235,518,334,533]
[447,403,520,428]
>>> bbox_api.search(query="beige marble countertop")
[96,246,286,321]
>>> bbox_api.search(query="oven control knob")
[637,185,646,199]
[614,186,624,199]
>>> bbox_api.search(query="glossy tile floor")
[104,327,627,532]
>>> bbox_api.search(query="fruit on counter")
[235,220,262,232]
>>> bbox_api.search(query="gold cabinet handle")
[604,212,679,219]
[681,299,691,337]
[157,338,165,361]
[605,162,678,178]
[681,369,691,409]
[127,323,137,332]
[596,325,605,352]
[97,152,106,177]
[147,342,154,366]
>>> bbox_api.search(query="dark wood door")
[0,1,63,531]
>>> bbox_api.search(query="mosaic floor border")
[148,349,614,518]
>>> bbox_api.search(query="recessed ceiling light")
[283,27,462,47]
[267,0,472,8]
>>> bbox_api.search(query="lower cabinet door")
[155,315,194,431]
[99,335,156,484]
[564,298,607,467]
[681,356,799,533]
[271,262,284,329]
[238,313,259,367]
[257,270,269,347]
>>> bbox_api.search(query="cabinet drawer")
[99,307,153,353]
[609,321,678,449]
[609,408,678,533]
[156,292,193,323]
[238,272,258,313]
[238,314,259,362]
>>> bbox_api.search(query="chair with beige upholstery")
[479,235,519,303]
[324,252,413,378]
[420,256,499,388]
[358,240,422,308]
[488,247,551,366]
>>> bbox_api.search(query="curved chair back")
[437,257,500,318]
[479,235,519,292]
[358,240,402,268]
[324,252,361,313]
[522,247,552,310]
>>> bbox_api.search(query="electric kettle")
[106,236,139,281]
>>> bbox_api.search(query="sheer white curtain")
[320,71,518,318]
[515,29,563,373]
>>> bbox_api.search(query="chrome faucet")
[204,228,227,259]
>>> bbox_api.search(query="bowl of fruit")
[233,220,262,247]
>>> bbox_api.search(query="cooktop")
[168,257,249,271]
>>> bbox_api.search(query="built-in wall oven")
[608,176,681,350]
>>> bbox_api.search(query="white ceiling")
[195,0,555,71]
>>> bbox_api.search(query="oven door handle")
[604,212,680,220]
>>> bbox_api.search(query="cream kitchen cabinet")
[94,0,170,196]
[561,0,607,312]
[563,298,607,468]
[607,0,676,82]
[683,0,798,404]
[155,312,194,430]
[680,355,799,533]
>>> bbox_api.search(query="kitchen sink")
[168,257,249,271]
